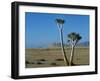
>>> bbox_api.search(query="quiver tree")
[68,32,82,66]
[55,19,69,66]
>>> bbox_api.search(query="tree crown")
[68,32,82,45]
[55,19,65,24]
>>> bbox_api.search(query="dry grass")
[25,47,89,68]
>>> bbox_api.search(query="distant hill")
[26,41,89,48]
[77,41,89,46]
[49,41,89,47]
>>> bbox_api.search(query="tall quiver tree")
[55,19,69,66]
[68,32,82,66]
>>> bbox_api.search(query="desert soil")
[25,47,89,68]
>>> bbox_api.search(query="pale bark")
[69,45,75,66]
[58,26,69,66]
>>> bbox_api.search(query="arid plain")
[25,46,89,68]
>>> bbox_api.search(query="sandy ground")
[25,47,89,68]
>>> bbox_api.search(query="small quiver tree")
[68,32,82,66]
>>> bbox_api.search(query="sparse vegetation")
[56,58,64,61]
[37,62,44,65]
[38,59,46,61]
[25,47,89,68]
[50,62,57,66]
[25,61,30,64]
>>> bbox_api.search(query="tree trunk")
[69,45,74,66]
[59,29,69,66]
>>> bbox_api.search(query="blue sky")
[25,12,89,48]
